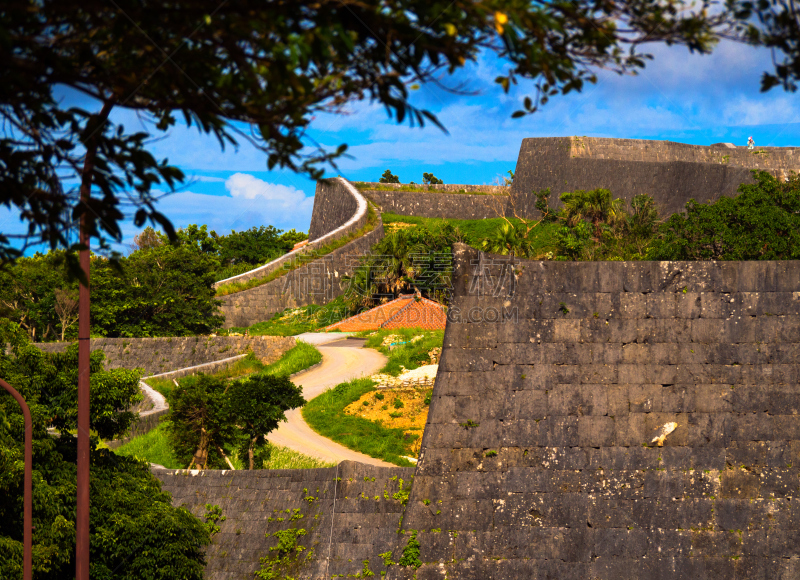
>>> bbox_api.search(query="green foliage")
[216,225,305,272]
[379,551,396,567]
[0,321,208,578]
[92,232,224,337]
[485,449,498,457]
[256,527,312,580]
[398,531,423,568]
[362,328,445,376]
[227,374,305,469]
[550,190,660,260]
[203,504,226,536]
[165,374,237,470]
[481,222,531,257]
[302,379,417,466]
[166,370,305,469]
[422,172,444,185]
[648,171,800,260]
[115,423,181,468]
[343,225,459,309]
[379,169,400,184]
[116,424,334,470]
[381,213,562,258]
[534,188,557,221]
[392,478,412,506]
[259,341,323,378]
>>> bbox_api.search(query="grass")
[215,203,378,297]
[261,340,322,377]
[352,182,509,195]
[143,341,321,399]
[301,327,444,465]
[228,296,354,336]
[381,212,561,256]
[115,424,180,468]
[361,327,444,376]
[302,378,417,467]
[115,424,334,469]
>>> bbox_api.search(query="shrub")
[648,170,800,260]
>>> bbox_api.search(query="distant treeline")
[0,225,306,341]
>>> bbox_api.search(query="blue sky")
[2,39,799,254]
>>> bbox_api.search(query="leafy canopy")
[3,0,789,262]
[0,320,209,578]
[648,170,800,260]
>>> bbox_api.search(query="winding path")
[267,333,391,467]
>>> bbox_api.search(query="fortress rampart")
[511,137,800,216]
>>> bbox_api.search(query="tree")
[423,173,444,185]
[481,222,531,257]
[648,170,800,261]
[166,375,235,470]
[0,320,209,578]
[91,237,224,337]
[560,188,626,239]
[227,375,305,470]
[53,288,79,341]
[166,373,305,470]
[379,170,401,184]
[1,1,798,261]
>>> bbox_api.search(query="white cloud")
[191,175,226,182]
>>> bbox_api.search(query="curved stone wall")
[214,178,368,289]
[219,219,385,328]
[35,335,295,376]
[511,137,800,217]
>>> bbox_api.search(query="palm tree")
[481,223,530,257]
[560,188,625,238]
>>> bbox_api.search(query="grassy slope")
[303,327,444,466]
[115,341,325,469]
[381,212,561,258]
[228,296,353,336]
[302,378,417,467]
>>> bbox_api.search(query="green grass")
[352,182,508,195]
[229,296,354,336]
[143,341,321,399]
[215,204,378,297]
[381,212,561,256]
[261,340,322,377]
[115,424,334,469]
[361,327,444,376]
[302,378,416,467]
[115,424,181,468]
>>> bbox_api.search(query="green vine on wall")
[203,504,226,537]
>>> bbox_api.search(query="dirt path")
[267,335,391,467]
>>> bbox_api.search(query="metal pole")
[0,379,32,580]
[76,179,91,580]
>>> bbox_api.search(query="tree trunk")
[248,436,258,470]
[191,428,210,469]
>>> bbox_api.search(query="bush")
[648,170,800,260]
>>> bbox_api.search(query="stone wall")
[214,178,368,289]
[35,335,295,376]
[389,245,800,579]
[511,137,800,217]
[363,189,509,220]
[219,220,385,329]
[154,461,414,580]
[308,178,359,241]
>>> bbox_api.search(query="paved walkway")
[268,334,391,466]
